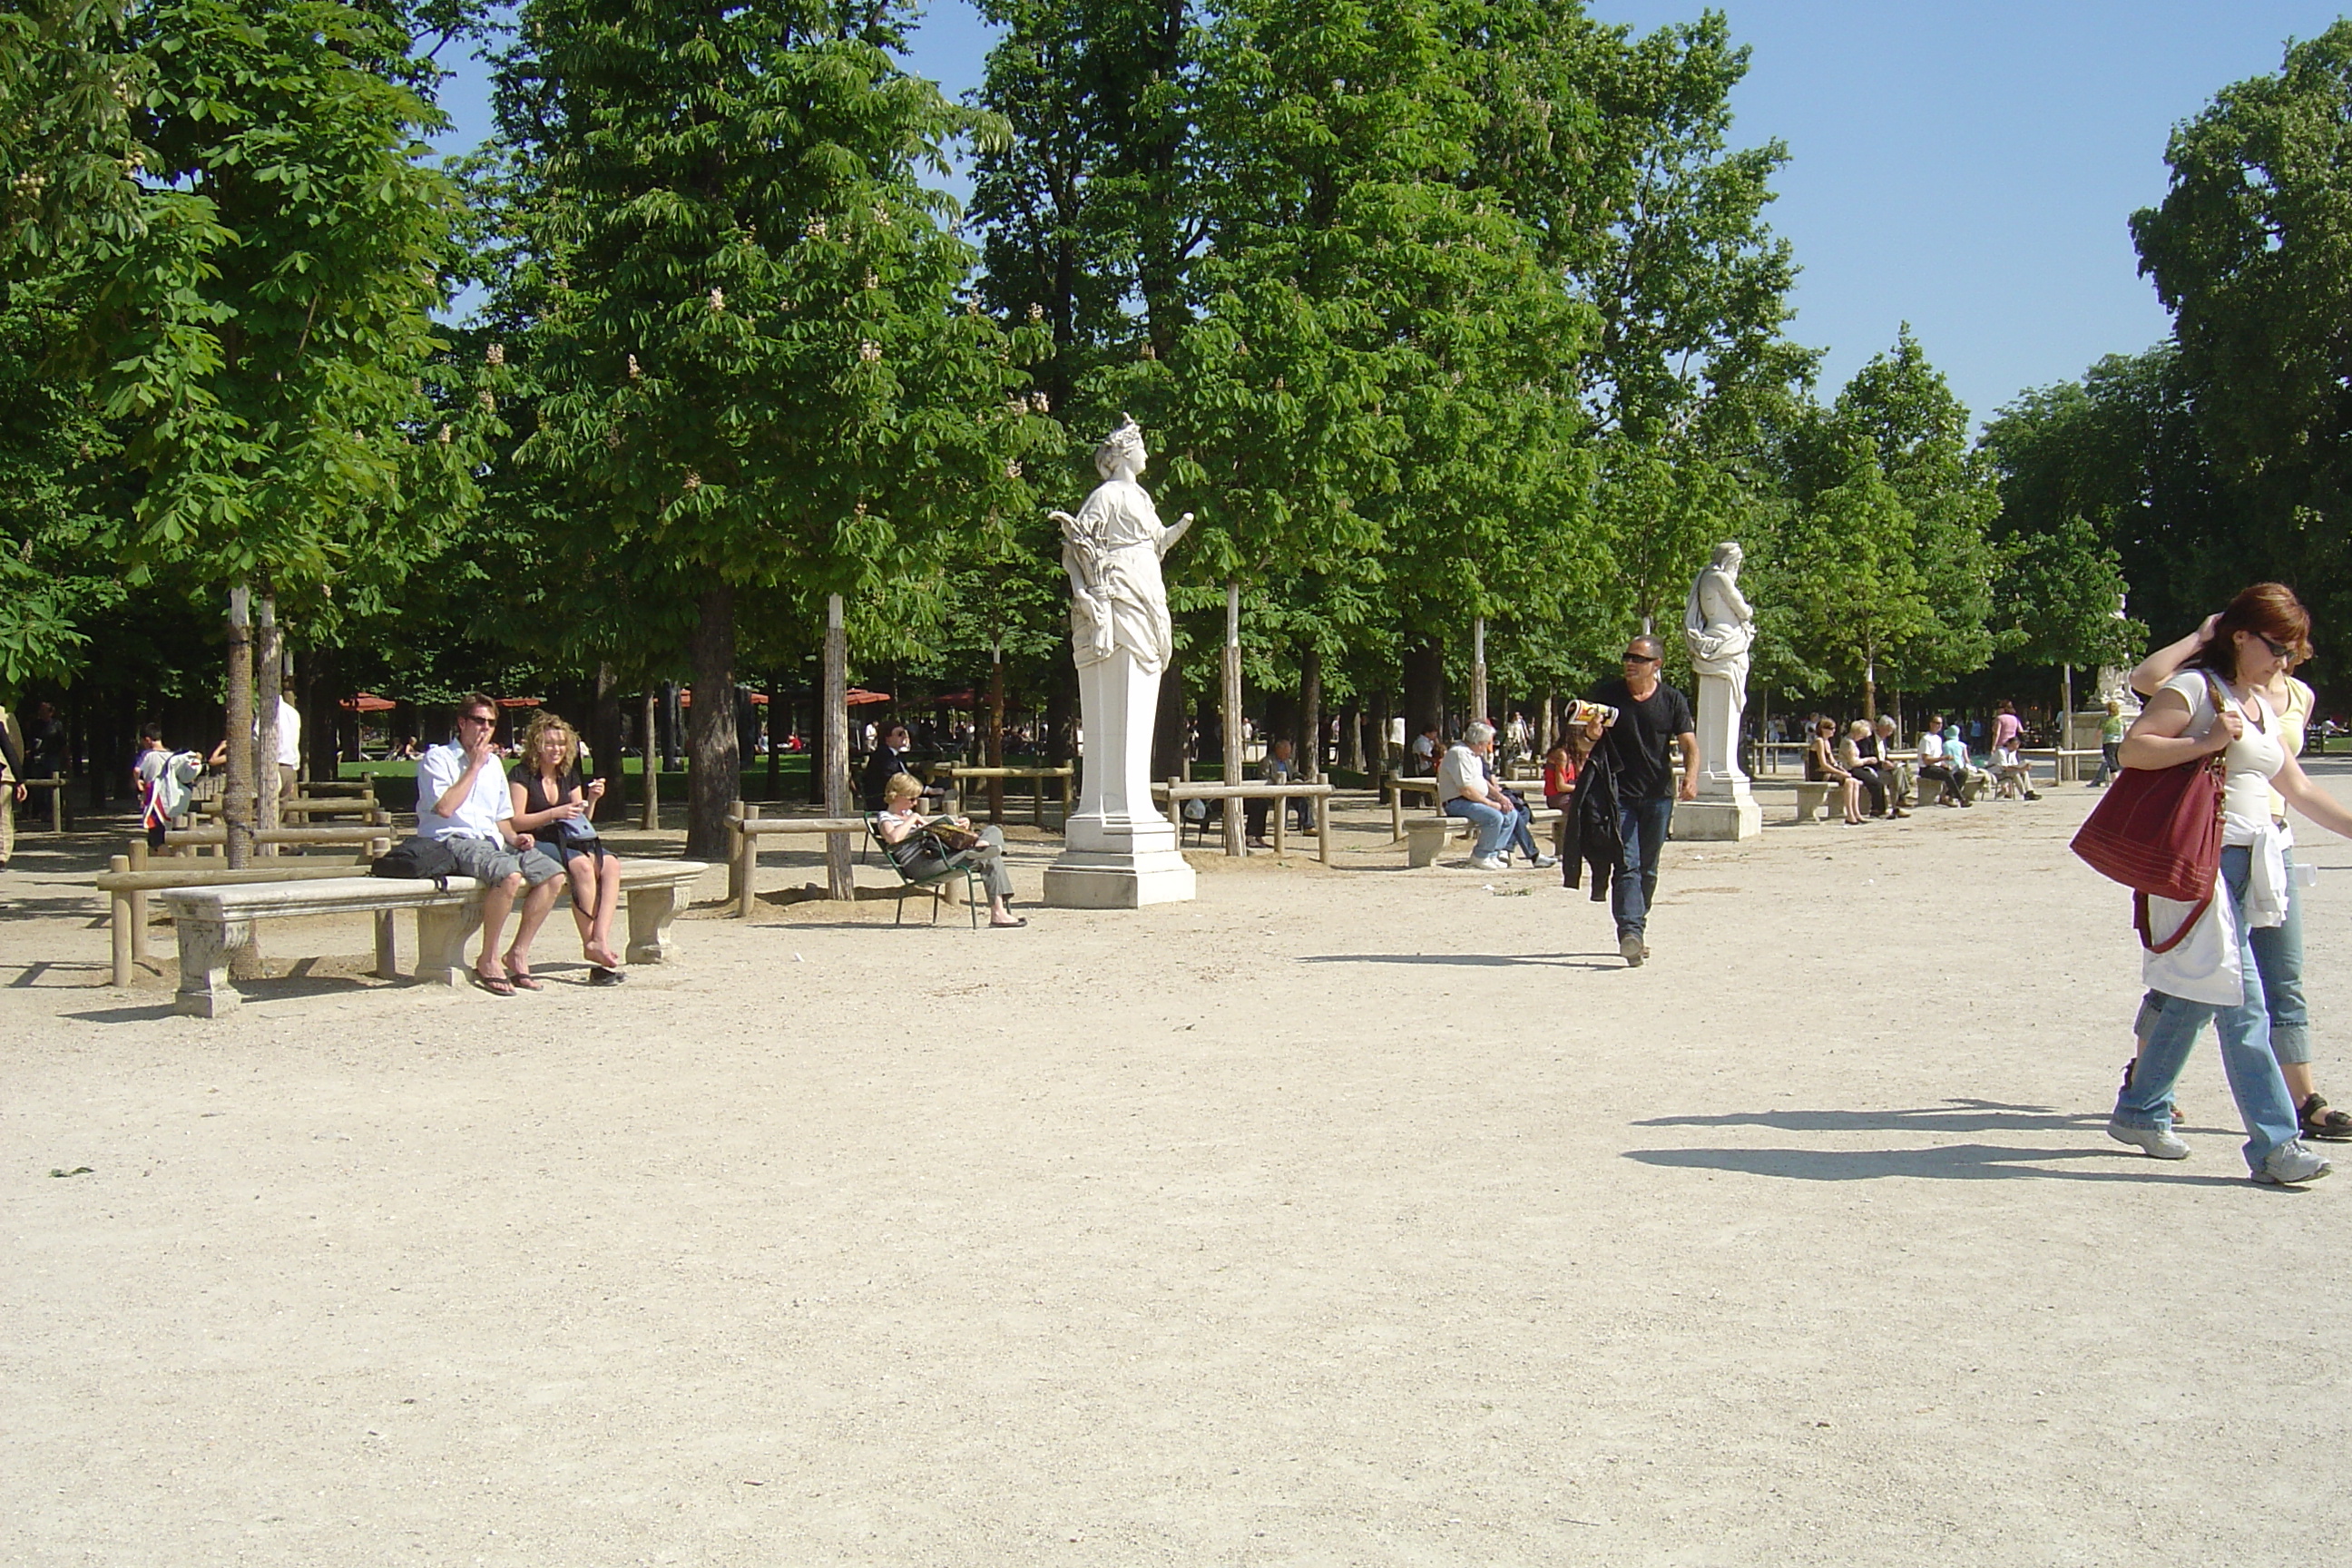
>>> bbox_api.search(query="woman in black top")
[509,712,623,982]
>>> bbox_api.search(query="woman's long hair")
[2185,583,2313,681]
[518,710,580,774]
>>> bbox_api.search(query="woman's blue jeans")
[2115,846,2301,1172]
[2134,848,2309,1068]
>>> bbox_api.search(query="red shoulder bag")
[2068,673,2229,951]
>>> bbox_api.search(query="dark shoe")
[588,965,626,986]
[2299,1095,2352,1142]
[1619,932,1645,967]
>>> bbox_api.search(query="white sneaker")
[2256,1139,2334,1185]
[1531,854,1558,868]
[2107,1120,2190,1161]
[1468,856,1507,871]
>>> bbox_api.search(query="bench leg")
[173,916,249,1018]
[625,885,681,965]
[415,904,480,986]
[1406,825,1447,869]
[374,909,398,981]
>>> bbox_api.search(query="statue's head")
[1094,415,1147,479]
[1712,541,1742,570]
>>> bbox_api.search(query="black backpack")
[370,835,464,888]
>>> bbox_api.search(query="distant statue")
[1683,540,1755,685]
[1051,415,1192,676]
[1673,541,1761,839]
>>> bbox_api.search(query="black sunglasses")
[2257,633,2294,659]
[1622,652,1659,665]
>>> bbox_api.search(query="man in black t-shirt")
[1584,634,1699,967]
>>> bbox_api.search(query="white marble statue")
[1683,541,1755,686]
[1042,416,1198,907]
[1674,541,1761,841]
[1053,415,1192,673]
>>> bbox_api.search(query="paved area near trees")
[4,769,2347,1564]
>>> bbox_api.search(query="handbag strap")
[2135,888,2217,954]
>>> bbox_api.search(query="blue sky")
[434,1,2350,430]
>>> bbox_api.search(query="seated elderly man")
[418,691,564,995]
[1438,721,1554,872]
[1916,714,1971,808]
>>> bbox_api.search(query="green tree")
[484,0,1055,857]
[60,0,474,861]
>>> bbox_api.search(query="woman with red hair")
[2109,583,2349,1185]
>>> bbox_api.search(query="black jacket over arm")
[1560,750,1622,902]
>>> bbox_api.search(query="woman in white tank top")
[2110,584,2352,1185]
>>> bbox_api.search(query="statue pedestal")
[1044,650,1196,908]
[1671,670,1760,842]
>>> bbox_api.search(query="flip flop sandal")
[588,966,626,986]
[989,916,1028,929]
[475,969,515,997]
[2300,1095,2352,1142]
[504,963,544,992]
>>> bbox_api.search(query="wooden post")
[1317,791,1332,866]
[223,587,255,870]
[1471,616,1487,731]
[986,641,1005,826]
[2060,663,2075,783]
[641,688,660,831]
[255,595,282,857]
[109,854,132,987]
[126,839,151,965]
[823,594,853,898]
[1389,779,1404,840]
[46,780,63,833]
[1221,580,1244,857]
[733,800,758,918]
[1271,790,1287,857]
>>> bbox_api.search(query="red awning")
[928,691,975,707]
[844,688,893,707]
[496,696,543,709]
[340,693,397,713]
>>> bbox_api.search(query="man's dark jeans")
[1612,794,1675,939]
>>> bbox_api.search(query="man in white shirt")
[417,692,563,995]
[1438,721,1553,871]
[1916,714,1971,808]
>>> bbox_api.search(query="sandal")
[474,968,515,997]
[2299,1094,2352,1142]
[588,965,625,985]
[503,959,544,992]
[989,916,1027,928]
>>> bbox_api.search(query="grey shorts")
[442,836,563,888]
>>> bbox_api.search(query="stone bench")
[157,859,710,1017]
[1792,780,1838,822]
[1405,806,1563,868]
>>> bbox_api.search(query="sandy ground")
[5,765,2351,1566]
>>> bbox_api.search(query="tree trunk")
[640,688,660,831]
[254,597,282,856]
[592,662,624,809]
[1221,580,1243,855]
[299,643,338,783]
[1152,637,1189,784]
[764,675,781,800]
[1298,645,1323,781]
[1538,690,1555,758]
[1338,699,1363,774]
[1403,641,1446,744]
[1044,644,1076,767]
[223,588,255,869]
[1862,649,1878,723]
[687,588,738,861]
[823,594,852,897]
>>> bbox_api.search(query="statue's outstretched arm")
[1159,512,1194,555]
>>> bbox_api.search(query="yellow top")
[2269,676,2313,821]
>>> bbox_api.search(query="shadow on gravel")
[1624,1143,2253,1187]
[1634,1100,2105,1135]
[1298,952,1624,971]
